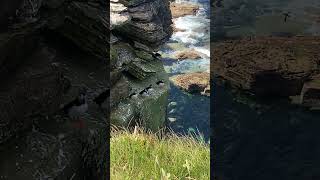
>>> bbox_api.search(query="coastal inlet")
[159,0,210,140]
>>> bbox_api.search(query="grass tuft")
[110,126,210,180]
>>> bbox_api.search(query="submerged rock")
[170,72,210,96]
[175,49,202,60]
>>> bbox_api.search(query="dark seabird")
[62,88,88,128]
[139,89,149,97]
[156,80,165,87]
[93,89,110,107]
[283,12,290,22]
[129,92,138,99]
[146,84,154,92]
[152,52,162,59]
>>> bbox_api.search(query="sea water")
[161,0,210,140]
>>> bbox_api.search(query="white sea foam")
[171,16,209,45]
[162,0,210,74]
[164,58,210,74]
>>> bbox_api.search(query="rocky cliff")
[0,0,172,178]
[0,0,108,179]
[110,0,173,130]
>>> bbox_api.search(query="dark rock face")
[47,1,108,59]
[0,0,172,178]
[0,0,107,179]
[213,36,320,107]
[0,46,70,144]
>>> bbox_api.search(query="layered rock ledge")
[213,36,320,109]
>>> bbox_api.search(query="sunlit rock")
[170,72,210,96]
[170,2,199,18]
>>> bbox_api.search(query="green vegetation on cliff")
[110,127,210,179]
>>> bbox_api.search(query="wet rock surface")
[0,0,107,179]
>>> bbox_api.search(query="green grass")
[110,127,210,180]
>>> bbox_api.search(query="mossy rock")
[111,58,169,131]
[126,59,156,80]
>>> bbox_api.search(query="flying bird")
[156,80,165,87]
[152,52,162,59]
[146,84,154,92]
[283,12,291,22]
[62,87,88,129]
[129,92,138,99]
[139,89,149,97]
[93,89,110,107]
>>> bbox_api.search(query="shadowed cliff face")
[0,0,23,32]
[0,0,108,179]
[110,0,173,130]
[0,0,171,178]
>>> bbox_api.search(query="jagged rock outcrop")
[213,36,320,108]
[110,0,172,130]
[0,0,107,179]
[112,0,173,50]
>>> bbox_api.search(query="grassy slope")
[110,128,210,180]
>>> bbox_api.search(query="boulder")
[170,72,210,96]
[170,2,199,18]
[175,49,202,60]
